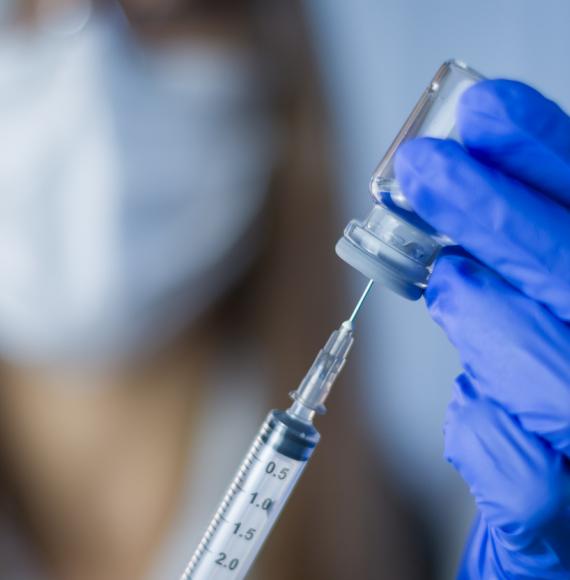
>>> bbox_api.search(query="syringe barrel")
[180,410,320,580]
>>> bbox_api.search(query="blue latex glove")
[394,79,570,578]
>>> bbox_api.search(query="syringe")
[179,280,373,580]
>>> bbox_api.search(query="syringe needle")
[348,279,374,323]
[290,278,374,417]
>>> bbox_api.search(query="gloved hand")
[394,79,570,578]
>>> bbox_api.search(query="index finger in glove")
[395,138,570,321]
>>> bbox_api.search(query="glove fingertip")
[425,251,481,314]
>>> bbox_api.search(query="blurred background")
[0,1,569,579]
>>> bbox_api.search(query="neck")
[0,333,212,580]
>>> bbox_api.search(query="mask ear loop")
[35,0,93,37]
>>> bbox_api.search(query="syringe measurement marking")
[183,420,302,580]
[209,456,294,575]
[181,436,265,578]
[213,551,241,574]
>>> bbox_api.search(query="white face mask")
[0,4,277,364]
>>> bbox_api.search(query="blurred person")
[0,1,433,579]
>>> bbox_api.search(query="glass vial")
[336,60,484,299]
